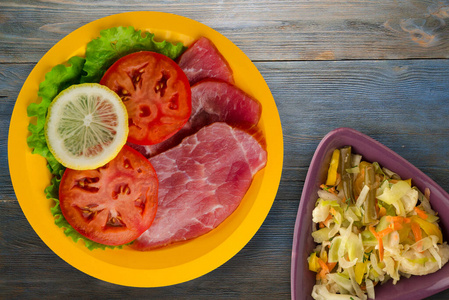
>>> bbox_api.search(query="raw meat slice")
[129,79,262,158]
[131,122,267,250]
[177,37,234,85]
[188,79,262,130]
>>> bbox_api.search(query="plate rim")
[8,11,283,287]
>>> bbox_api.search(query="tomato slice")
[100,51,192,145]
[59,145,158,246]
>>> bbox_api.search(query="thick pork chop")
[131,122,267,250]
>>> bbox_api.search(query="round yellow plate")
[8,11,283,287]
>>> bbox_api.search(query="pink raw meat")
[129,79,262,158]
[177,37,234,85]
[131,122,267,250]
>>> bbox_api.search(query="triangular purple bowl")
[291,127,449,300]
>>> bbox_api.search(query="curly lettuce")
[27,26,187,250]
[26,56,113,250]
[27,56,85,175]
[81,26,186,83]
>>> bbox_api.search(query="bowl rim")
[291,127,449,300]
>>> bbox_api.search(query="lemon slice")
[45,83,129,170]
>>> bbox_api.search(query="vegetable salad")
[308,146,449,300]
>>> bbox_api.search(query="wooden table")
[1,1,449,299]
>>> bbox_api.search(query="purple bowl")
[291,127,449,300]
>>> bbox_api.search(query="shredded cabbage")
[355,185,369,208]
[308,147,449,299]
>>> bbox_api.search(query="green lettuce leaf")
[27,55,85,175]
[26,56,117,250]
[81,26,187,83]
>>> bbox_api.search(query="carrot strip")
[327,262,337,272]
[378,237,384,261]
[370,226,384,261]
[316,258,330,280]
[414,206,428,220]
[329,187,337,195]
[378,206,387,217]
[411,221,423,252]
[377,227,393,238]
[386,216,410,224]
[318,258,329,272]
[323,213,333,227]
[369,226,377,237]
[320,184,338,196]
[389,221,403,231]
[411,222,422,241]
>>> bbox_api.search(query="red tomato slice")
[59,145,158,246]
[100,51,192,145]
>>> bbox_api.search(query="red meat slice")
[177,37,234,85]
[188,79,262,130]
[131,122,267,250]
[129,79,262,158]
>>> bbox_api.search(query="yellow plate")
[8,11,283,287]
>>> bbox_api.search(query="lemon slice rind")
[45,83,129,170]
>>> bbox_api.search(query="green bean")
[363,164,378,225]
[339,146,354,204]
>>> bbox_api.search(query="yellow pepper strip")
[325,149,340,186]
[410,215,443,243]
[320,249,328,263]
[308,252,320,272]
[354,261,367,285]
[309,251,337,281]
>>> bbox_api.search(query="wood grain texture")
[2,58,449,298]
[1,0,449,63]
[1,0,449,299]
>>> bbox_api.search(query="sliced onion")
[355,185,369,208]
[312,284,362,300]
[365,279,375,299]
[339,256,357,269]
[347,266,367,300]
[370,253,385,279]
[329,222,341,238]
[428,246,442,269]
[318,189,342,202]
[352,154,362,168]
